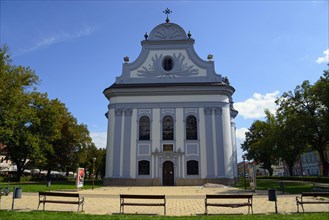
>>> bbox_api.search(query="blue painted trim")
[204,107,214,177]
[112,109,123,177]
[215,107,225,176]
[123,109,132,177]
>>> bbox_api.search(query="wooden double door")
[162,161,174,186]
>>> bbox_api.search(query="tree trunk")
[46,168,51,181]
[318,149,329,176]
[288,165,294,176]
[15,163,23,182]
[267,167,273,176]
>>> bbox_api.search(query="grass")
[0,211,328,220]
[0,178,320,194]
[0,180,103,192]
[236,178,314,194]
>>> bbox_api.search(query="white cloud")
[90,131,107,149]
[316,49,329,64]
[236,127,249,161]
[236,127,249,141]
[17,25,96,55]
[235,91,280,119]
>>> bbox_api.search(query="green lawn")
[0,179,317,194]
[0,211,328,220]
[236,178,314,194]
[0,180,103,192]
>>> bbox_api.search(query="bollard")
[12,187,22,210]
[268,189,278,213]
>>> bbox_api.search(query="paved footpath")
[1,186,328,215]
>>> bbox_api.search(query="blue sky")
[1,1,328,161]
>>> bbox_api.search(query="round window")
[162,56,174,72]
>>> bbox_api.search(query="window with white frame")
[187,160,199,175]
[138,160,150,175]
[162,115,174,140]
[139,116,150,140]
[186,115,197,140]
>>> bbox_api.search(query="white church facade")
[103,14,238,186]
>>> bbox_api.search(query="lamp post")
[243,156,247,190]
[92,157,96,190]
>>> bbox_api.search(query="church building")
[103,11,238,186]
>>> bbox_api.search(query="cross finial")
[163,8,172,23]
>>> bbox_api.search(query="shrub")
[257,176,329,183]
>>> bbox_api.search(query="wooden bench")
[312,183,329,192]
[120,194,166,215]
[296,192,329,213]
[37,192,84,213]
[205,194,253,215]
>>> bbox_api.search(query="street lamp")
[92,157,96,190]
[243,156,246,190]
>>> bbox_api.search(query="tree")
[82,144,106,179]
[0,46,41,180]
[276,71,329,176]
[49,111,92,177]
[0,45,96,181]
[96,148,106,179]
[241,110,278,176]
[275,112,307,176]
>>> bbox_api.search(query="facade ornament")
[115,108,123,116]
[124,108,133,116]
[137,53,199,78]
[144,32,148,40]
[152,150,184,163]
[223,76,230,85]
[204,107,212,115]
[124,56,129,63]
[163,8,172,23]
[187,31,192,39]
[213,107,222,115]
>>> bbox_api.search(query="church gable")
[116,22,223,84]
[148,23,187,40]
[131,50,206,79]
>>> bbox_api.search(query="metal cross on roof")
[163,8,172,23]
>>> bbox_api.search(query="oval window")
[162,56,174,72]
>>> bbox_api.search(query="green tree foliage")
[82,144,106,179]
[241,110,278,176]
[276,112,307,176]
[0,45,97,181]
[83,143,98,179]
[33,98,89,179]
[0,46,41,180]
[276,71,329,176]
[243,69,328,177]
[96,148,106,179]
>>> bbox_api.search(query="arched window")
[187,160,199,175]
[139,116,150,140]
[186,115,197,140]
[162,115,174,140]
[138,160,150,175]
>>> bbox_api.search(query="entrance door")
[163,161,174,186]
